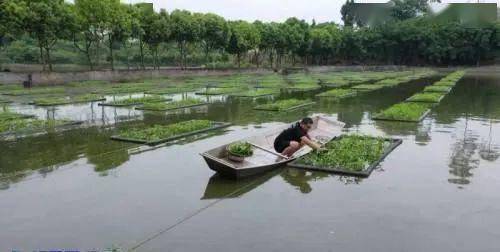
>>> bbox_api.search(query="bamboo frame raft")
[288,136,403,177]
[110,122,231,146]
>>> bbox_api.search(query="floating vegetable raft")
[111,120,231,146]
[98,96,171,107]
[405,92,445,103]
[0,111,35,121]
[316,89,357,99]
[373,102,432,122]
[195,88,244,95]
[423,85,452,93]
[2,87,66,96]
[145,87,199,95]
[135,99,208,111]
[33,94,106,106]
[254,99,315,112]
[229,89,279,98]
[0,119,83,136]
[288,135,402,177]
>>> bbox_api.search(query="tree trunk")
[108,34,114,71]
[45,47,52,72]
[38,41,46,71]
[139,37,145,70]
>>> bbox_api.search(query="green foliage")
[145,87,199,95]
[374,102,432,122]
[33,94,104,106]
[351,84,386,91]
[101,96,168,106]
[254,99,314,111]
[117,120,213,142]
[230,89,279,97]
[406,92,444,103]
[2,87,65,96]
[316,88,357,98]
[296,135,388,172]
[0,118,70,133]
[0,111,32,121]
[423,85,451,93]
[195,87,243,95]
[227,142,253,157]
[137,98,205,111]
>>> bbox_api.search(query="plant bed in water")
[99,96,170,107]
[405,92,445,103]
[423,85,452,93]
[351,84,386,91]
[254,99,315,111]
[284,84,321,92]
[111,120,231,145]
[145,87,199,95]
[195,88,244,95]
[288,135,402,177]
[33,94,105,106]
[373,102,432,122]
[229,89,279,97]
[0,119,82,135]
[2,87,66,96]
[316,88,357,99]
[0,99,11,104]
[433,80,456,87]
[0,111,35,121]
[136,99,208,111]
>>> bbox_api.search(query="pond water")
[1,69,500,251]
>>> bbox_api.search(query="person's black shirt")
[274,123,309,153]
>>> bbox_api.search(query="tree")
[199,13,229,65]
[74,0,112,70]
[143,9,170,69]
[104,1,131,70]
[341,0,356,27]
[5,0,73,71]
[170,10,200,69]
[226,21,260,68]
[391,0,438,21]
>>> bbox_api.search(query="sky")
[121,0,499,24]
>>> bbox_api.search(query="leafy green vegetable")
[0,111,33,121]
[254,99,314,111]
[137,98,206,111]
[116,120,213,142]
[406,92,444,103]
[351,84,386,91]
[146,87,199,95]
[101,96,168,106]
[230,89,279,97]
[195,88,244,95]
[423,85,451,93]
[2,87,65,96]
[316,88,356,98]
[227,142,254,157]
[296,135,388,172]
[0,119,70,133]
[374,102,432,122]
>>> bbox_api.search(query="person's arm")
[301,136,321,150]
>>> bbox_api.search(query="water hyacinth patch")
[136,98,207,111]
[292,135,393,173]
[112,120,226,145]
[423,85,452,93]
[316,88,357,99]
[99,96,170,107]
[254,99,315,111]
[373,102,432,122]
[406,92,445,103]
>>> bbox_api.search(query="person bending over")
[274,117,322,157]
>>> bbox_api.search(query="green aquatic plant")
[374,102,432,122]
[351,84,386,91]
[2,87,65,96]
[0,119,71,134]
[33,94,105,106]
[117,120,213,142]
[137,98,206,111]
[254,99,314,111]
[423,85,451,93]
[406,92,444,103]
[316,88,356,98]
[195,88,244,95]
[101,96,168,106]
[0,111,33,121]
[296,135,388,172]
[230,89,279,97]
[227,142,254,157]
[146,87,198,95]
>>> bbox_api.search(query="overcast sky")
[121,0,499,24]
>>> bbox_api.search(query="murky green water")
[1,69,500,251]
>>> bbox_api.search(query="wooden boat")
[200,116,345,179]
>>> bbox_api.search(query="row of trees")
[0,0,498,72]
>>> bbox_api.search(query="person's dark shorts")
[274,139,290,153]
